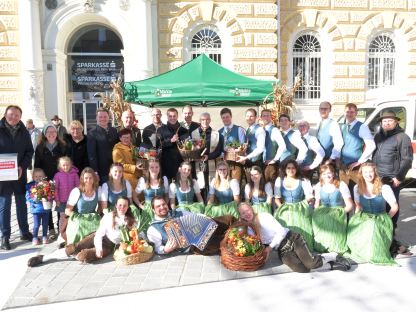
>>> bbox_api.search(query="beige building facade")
[0,0,415,125]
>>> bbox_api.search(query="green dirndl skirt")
[274,200,314,250]
[205,201,239,219]
[312,206,348,253]
[66,212,101,245]
[252,202,272,214]
[346,212,396,265]
[177,202,205,214]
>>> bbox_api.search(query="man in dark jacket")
[0,105,34,249]
[87,108,118,185]
[373,110,413,255]
[159,108,188,181]
[120,110,141,147]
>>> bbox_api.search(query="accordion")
[164,214,218,251]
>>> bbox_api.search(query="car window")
[368,107,406,134]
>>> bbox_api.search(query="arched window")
[191,27,222,64]
[292,33,321,100]
[368,34,396,89]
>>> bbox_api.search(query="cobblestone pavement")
[2,189,415,310]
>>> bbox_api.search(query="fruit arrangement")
[225,140,247,151]
[178,138,205,151]
[134,146,160,160]
[118,227,153,255]
[226,226,262,257]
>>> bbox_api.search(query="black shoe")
[0,237,11,250]
[329,255,351,271]
[20,232,33,242]
[27,255,44,267]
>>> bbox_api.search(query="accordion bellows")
[164,214,218,251]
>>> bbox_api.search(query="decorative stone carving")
[333,93,348,103]
[1,16,18,29]
[333,78,365,90]
[119,0,129,11]
[334,65,348,77]
[350,12,371,23]
[0,1,17,12]
[45,0,58,10]
[348,92,365,103]
[296,0,330,7]
[22,71,46,122]
[333,0,368,8]
[84,0,95,13]
[0,61,18,74]
[0,77,18,89]
[254,62,277,75]
[254,4,277,16]
[234,62,252,74]
[239,18,278,30]
[349,65,366,77]
[254,33,277,45]
[338,25,360,37]
[0,46,18,59]
[334,52,366,63]
[371,0,406,9]
[188,6,200,21]
[233,48,277,59]
[226,4,252,15]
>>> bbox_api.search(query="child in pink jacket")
[54,156,79,243]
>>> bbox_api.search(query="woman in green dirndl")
[244,166,273,214]
[169,161,205,213]
[132,159,169,231]
[205,161,240,218]
[312,164,353,253]
[347,163,397,265]
[274,159,314,250]
[65,167,103,245]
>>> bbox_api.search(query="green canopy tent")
[124,54,278,107]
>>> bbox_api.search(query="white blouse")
[135,176,169,194]
[100,181,132,202]
[208,178,240,196]
[274,177,313,198]
[244,182,273,200]
[169,179,201,199]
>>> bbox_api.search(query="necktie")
[347,124,351,132]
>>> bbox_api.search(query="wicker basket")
[113,249,154,265]
[177,146,206,161]
[224,146,247,162]
[220,222,266,271]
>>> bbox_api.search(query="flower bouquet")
[224,140,247,162]
[113,227,153,265]
[220,222,266,271]
[177,138,206,160]
[29,179,55,210]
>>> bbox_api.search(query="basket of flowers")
[177,138,206,161]
[29,179,55,210]
[220,222,266,271]
[113,227,154,265]
[133,146,161,170]
[224,141,247,162]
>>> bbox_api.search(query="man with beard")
[159,108,188,181]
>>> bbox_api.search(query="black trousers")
[277,231,323,273]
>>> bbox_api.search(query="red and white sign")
[0,154,18,181]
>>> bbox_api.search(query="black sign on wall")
[69,56,124,92]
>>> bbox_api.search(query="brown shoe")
[27,255,44,267]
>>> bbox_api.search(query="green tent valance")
[124,54,278,107]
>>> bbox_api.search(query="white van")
[340,92,416,181]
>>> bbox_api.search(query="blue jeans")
[33,213,49,239]
[0,193,30,239]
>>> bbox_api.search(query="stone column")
[19,0,46,125]
[123,0,154,82]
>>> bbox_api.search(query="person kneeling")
[28,196,135,266]
[238,202,351,273]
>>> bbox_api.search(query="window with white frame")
[190,27,222,64]
[368,34,396,89]
[292,33,321,100]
